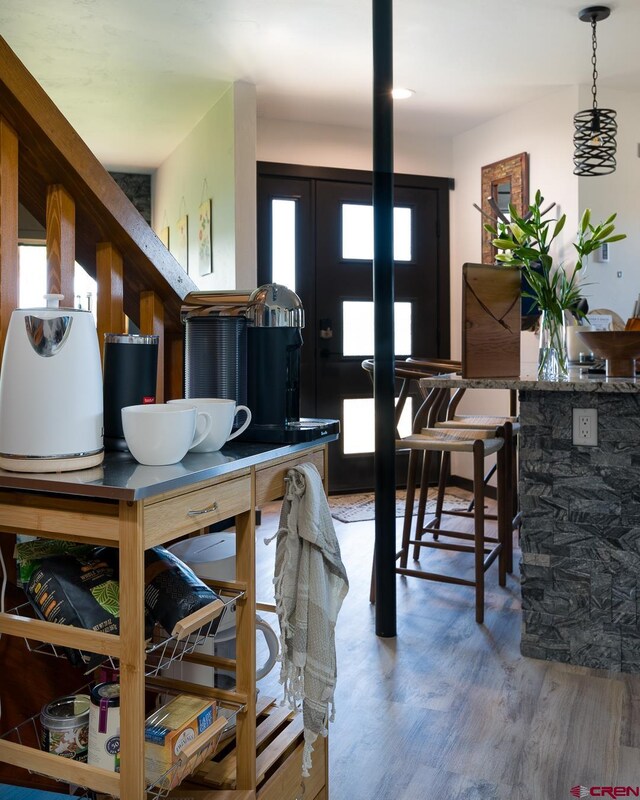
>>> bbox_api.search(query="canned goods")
[40,694,90,762]
[88,681,121,772]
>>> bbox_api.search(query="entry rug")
[328,486,472,523]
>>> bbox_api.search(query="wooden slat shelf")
[186,698,326,800]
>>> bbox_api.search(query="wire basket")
[10,588,243,678]
[146,704,241,798]
[1,691,243,799]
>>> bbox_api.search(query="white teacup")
[121,404,212,466]
[168,398,252,452]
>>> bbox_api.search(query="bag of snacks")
[26,551,120,669]
[143,546,222,638]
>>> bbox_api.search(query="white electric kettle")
[0,294,104,472]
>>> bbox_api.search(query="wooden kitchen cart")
[0,438,334,799]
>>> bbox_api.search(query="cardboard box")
[145,694,217,784]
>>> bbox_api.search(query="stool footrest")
[396,566,475,587]
[437,508,498,522]
[416,529,500,544]
[410,539,497,557]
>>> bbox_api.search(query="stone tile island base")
[519,389,640,672]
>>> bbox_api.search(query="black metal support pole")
[372,0,396,637]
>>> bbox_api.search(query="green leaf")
[513,246,541,261]
[580,208,591,234]
[510,219,536,239]
[595,224,615,241]
[552,214,566,238]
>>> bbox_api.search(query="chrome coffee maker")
[241,283,338,443]
[243,283,304,441]
[182,283,338,444]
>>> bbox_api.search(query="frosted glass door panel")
[343,397,413,454]
[342,205,411,262]
[271,199,296,291]
[343,301,412,356]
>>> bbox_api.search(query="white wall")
[152,81,257,291]
[577,85,640,318]
[257,118,453,177]
[449,86,580,477]
[451,85,581,361]
[234,82,258,290]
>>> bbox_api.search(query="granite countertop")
[422,363,640,393]
[0,435,338,502]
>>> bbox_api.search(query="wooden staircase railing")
[0,35,199,400]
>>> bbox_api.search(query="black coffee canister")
[103,334,159,451]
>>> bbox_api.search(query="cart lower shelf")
[168,696,328,800]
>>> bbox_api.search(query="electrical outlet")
[573,408,598,446]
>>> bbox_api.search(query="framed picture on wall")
[158,226,170,249]
[173,214,189,272]
[198,199,213,276]
[480,152,529,265]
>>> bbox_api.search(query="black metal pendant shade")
[573,107,617,176]
[573,5,617,176]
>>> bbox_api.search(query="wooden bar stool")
[362,359,507,622]
[430,414,519,573]
[396,386,508,623]
[407,363,520,574]
[443,382,520,540]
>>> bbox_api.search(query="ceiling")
[1,0,639,170]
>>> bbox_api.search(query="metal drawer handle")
[187,501,218,517]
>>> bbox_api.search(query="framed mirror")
[481,152,529,264]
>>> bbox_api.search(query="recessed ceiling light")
[391,87,414,100]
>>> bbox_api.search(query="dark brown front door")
[257,163,451,492]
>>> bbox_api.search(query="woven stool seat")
[442,415,521,435]
[400,428,504,454]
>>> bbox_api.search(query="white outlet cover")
[572,408,598,447]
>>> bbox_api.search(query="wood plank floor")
[254,496,640,800]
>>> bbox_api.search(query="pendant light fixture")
[573,6,617,176]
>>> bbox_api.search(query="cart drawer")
[144,474,252,547]
[255,449,325,507]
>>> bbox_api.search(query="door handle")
[319,317,333,340]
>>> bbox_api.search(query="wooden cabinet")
[0,442,330,799]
